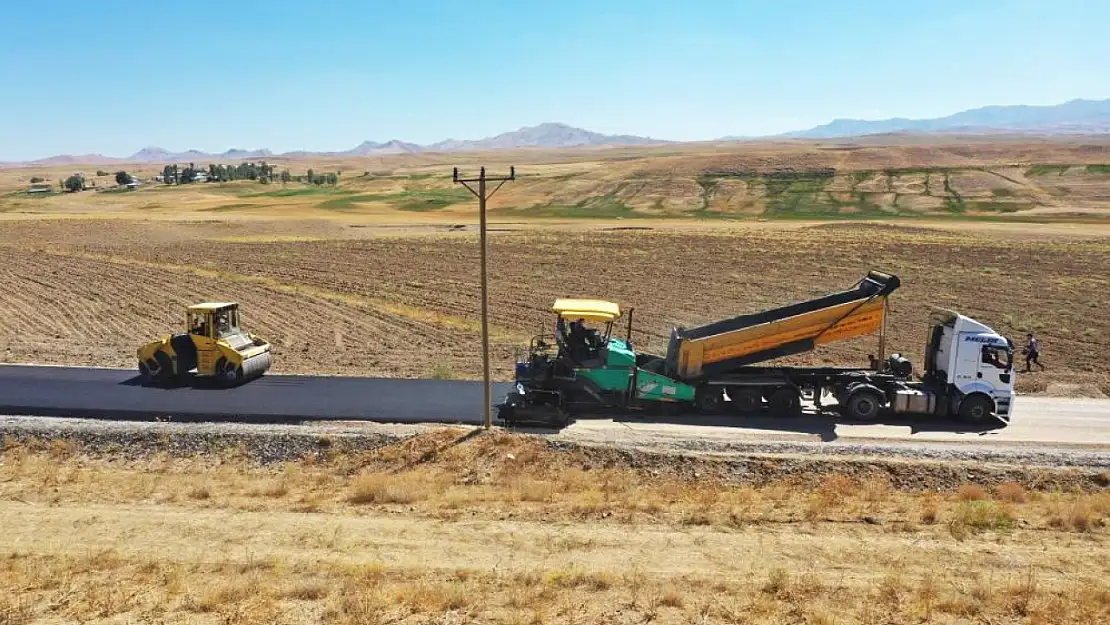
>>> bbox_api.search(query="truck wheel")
[768,388,801,417]
[958,395,994,423]
[844,391,883,421]
[728,387,762,414]
[497,404,516,427]
[695,386,724,414]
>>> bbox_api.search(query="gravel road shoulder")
[2,415,1109,493]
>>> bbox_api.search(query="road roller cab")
[137,302,273,386]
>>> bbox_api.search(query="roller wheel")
[138,359,156,382]
[140,352,173,385]
[844,390,883,421]
[958,395,993,423]
[728,387,762,415]
[695,386,724,414]
[217,358,242,387]
[768,388,802,417]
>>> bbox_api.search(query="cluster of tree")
[63,174,85,192]
[304,169,339,185]
[160,162,278,184]
[156,163,340,186]
[115,171,133,185]
[29,176,44,183]
[207,162,277,182]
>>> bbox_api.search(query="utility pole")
[453,166,515,429]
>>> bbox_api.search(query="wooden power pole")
[453,166,515,429]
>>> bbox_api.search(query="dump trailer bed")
[665,271,900,379]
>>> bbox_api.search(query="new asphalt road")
[0,365,514,424]
[0,366,1108,448]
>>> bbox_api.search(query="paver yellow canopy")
[552,298,622,323]
[136,302,273,386]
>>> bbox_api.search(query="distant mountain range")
[13,99,1110,165]
[23,123,669,165]
[778,98,1110,139]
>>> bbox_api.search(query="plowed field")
[0,219,1106,395]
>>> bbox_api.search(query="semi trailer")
[498,271,1015,426]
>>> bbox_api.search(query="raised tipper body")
[666,271,900,378]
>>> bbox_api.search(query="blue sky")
[1,0,1108,160]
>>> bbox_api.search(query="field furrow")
[0,220,1106,392]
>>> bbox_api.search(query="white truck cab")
[920,309,1014,420]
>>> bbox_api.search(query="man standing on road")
[1024,333,1045,372]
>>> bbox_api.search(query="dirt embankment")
[3,417,1107,493]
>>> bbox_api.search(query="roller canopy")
[188,302,238,312]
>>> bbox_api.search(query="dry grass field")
[1,428,1108,625]
[4,136,1110,221]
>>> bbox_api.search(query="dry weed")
[184,576,261,613]
[762,567,791,598]
[347,474,420,505]
[819,473,857,500]
[252,478,289,498]
[49,438,78,458]
[957,484,989,501]
[920,494,939,524]
[506,476,551,503]
[186,484,211,500]
[915,572,940,620]
[995,482,1027,503]
[282,580,329,601]
[860,475,893,504]
[390,579,472,614]
[948,501,1015,538]
[1047,500,1103,531]
[0,595,33,625]
[657,587,684,608]
[544,568,614,591]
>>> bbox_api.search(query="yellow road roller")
[137,302,273,386]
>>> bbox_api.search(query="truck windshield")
[981,345,1012,370]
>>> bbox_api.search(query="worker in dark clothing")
[568,318,588,361]
[568,319,584,342]
[1023,333,1045,372]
